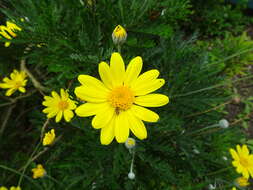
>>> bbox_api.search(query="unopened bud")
[112,25,127,45]
[125,138,136,149]
[128,172,135,180]
[219,119,229,129]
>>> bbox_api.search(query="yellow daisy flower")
[112,25,127,45]
[0,21,21,47]
[230,144,253,179]
[236,176,249,187]
[43,129,56,146]
[0,70,27,96]
[10,186,21,190]
[0,187,8,190]
[75,52,169,145]
[42,89,77,122]
[31,164,46,179]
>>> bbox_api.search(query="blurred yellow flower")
[0,21,21,47]
[0,187,8,190]
[31,164,46,179]
[112,25,127,45]
[232,187,236,190]
[0,70,27,96]
[75,52,169,145]
[230,144,253,179]
[10,186,21,190]
[42,89,77,122]
[236,176,249,187]
[43,129,56,146]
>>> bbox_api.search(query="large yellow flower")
[42,89,77,122]
[75,53,169,145]
[0,21,21,47]
[0,70,27,96]
[230,144,253,179]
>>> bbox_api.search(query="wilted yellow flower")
[31,164,46,179]
[0,21,21,47]
[236,176,249,187]
[230,144,253,179]
[112,25,127,45]
[10,186,21,190]
[0,70,27,96]
[0,187,8,190]
[75,52,169,145]
[43,129,56,146]
[42,89,77,122]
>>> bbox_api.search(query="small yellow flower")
[10,186,21,190]
[0,21,21,47]
[31,164,46,179]
[43,129,56,146]
[230,144,253,179]
[112,25,127,45]
[0,186,8,190]
[232,187,237,190]
[0,70,27,96]
[236,176,249,187]
[75,53,169,145]
[42,89,77,122]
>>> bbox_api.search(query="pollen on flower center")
[240,157,251,168]
[58,100,69,110]
[108,86,134,111]
[14,81,22,88]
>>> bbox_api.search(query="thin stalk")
[0,164,43,190]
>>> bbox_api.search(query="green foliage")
[0,0,252,190]
[198,32,253,76]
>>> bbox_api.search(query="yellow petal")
[242,144,249,156]
[124,56,142,86]
[92,104,114,129]
[110,52,125,87]
[74,86,107,102]
[55,111,63,122]
[115,111,129,143]
[230,148,239,160]
[0,83,12,88]
[4,41,11,47]
[135,94,169,107]
[18,87,26,93]
[242,169,249,179]
[63,110,74,122]
[131,105,159,122]
[132,79,165,96]
[6,88,16,96]
[100,116,115,145]
[75,103,107,117]
[51,91,60,100]
[127,110,147,140]
[131,69,159,88]
[99,61,113,89]
[78,75,109,93]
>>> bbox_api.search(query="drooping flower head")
[0,70,27,96]
[42,89,77,122]
[236,176,249,187]
[0,21,21,47]
[112,25,127,45]
[75,52,169,145]
[230,144,253,179]
[43,129,56,146]
[31,164,46,179]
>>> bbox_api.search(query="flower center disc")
[58,100,69,110]
[108,86,134,111]
[240,157,251,168]
[14,81,22,88]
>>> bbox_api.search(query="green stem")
[186,124,219,136]
[117,44,121,53]
[0,164,43,190]
[46,174,65,187]
[18,141,41,186]
[172,74,253,98]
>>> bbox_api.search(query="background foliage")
[0,0,252,189]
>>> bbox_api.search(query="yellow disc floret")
[108,86,134,111]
